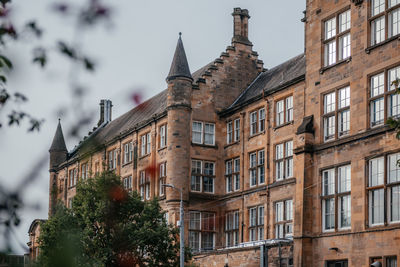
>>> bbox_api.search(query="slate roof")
[68,53,305,160]
[224,53,305,114]
[68,60,214,159]
[49,120,67,152]
[166,35,193,81]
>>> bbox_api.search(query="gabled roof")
[49,120,67,152]
[166,34,193,81]
[222,53,305,115]
[68,61,213,159]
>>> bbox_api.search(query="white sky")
[0,0,305,253]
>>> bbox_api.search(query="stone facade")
[28,1,400,266]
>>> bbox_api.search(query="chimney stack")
[232,8,252,46]
[97,99,112,126]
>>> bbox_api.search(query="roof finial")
[58,118,61,122]
[179,32,182,37]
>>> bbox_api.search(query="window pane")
[324,115,336,141]
[390,185,400,222]
[372,0,385,16]
[189,231,200,251]
[324,198,335,230]
[369,189,384,225]
[192,122,203,143]
[369,157,384,186]
[370,98,385,126]
[204,162,214,175]
[339,109,350,136]
[390,0,400,8]
[227,122,233,143]
[339,195,351,228]
[275,224,284,239]
[275,202,283,222]
[339,33,351,60]
[324,92,336,113]
[286,96,293,122]
[325,40,337,66]
[387,257,398,267]
[234,119,240,141]
[226,161,232,175]
[276,161,284,181]
[285,141,293,157]
[250,169,257,186]
[250,208,257,226]
[258,206,264,225]
[389,153,400,183]
[371,73,385,97]
[338,165,351,193]
[371,16,385,45]
[339,86,350,109]
[189,212,201,230]
[389,8,400,37]
[339,10,351,33]
[204,123,215,145]
[276,144,284,159]
[250,112,257,135]
[259,108,265,132]
[234,158,240,172]
[201,232,214,251]
[276,100,284,125]
[250,153,257,167]
[389,66,400,91]
[325,17,336,39]
[286,158,293,178]
[323,169,335,196]
[285,200,293,220]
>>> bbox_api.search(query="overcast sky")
[0,0,305,253]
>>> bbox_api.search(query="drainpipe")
[240,111,246,243]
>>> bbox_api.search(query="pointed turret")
[49,120,68,171]
[49,120,67,153]
[166,33,193,82]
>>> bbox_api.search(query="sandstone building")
[28,0,400,266]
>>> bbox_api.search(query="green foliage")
[37,171,185,267]
[388,79,400,140]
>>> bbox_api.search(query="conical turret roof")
[49,120,67,152]
[166,33,193,81]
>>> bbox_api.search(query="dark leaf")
[26,21,42,38]
[14,92,28,102]
[0,89,9,104]
[52,3,69,14]
[83,57,95,71]
[28,119,42,132]
[0,54,12,69]
[0,0,11,8]
[0,75,6,83]
[57,41,77,59]
[32,47,47,68]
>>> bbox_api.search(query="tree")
[36,171,186,267]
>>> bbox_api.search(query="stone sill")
[319,57,351,74]
[248,130,265,140]
[224,140,240,149]
[273,121,294,131]
[191,142,218,149]
[138,153,151,160]
[121,161,132,168]
[365,34,400,54]
[268,178,296,189]
[157,146,167,152]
